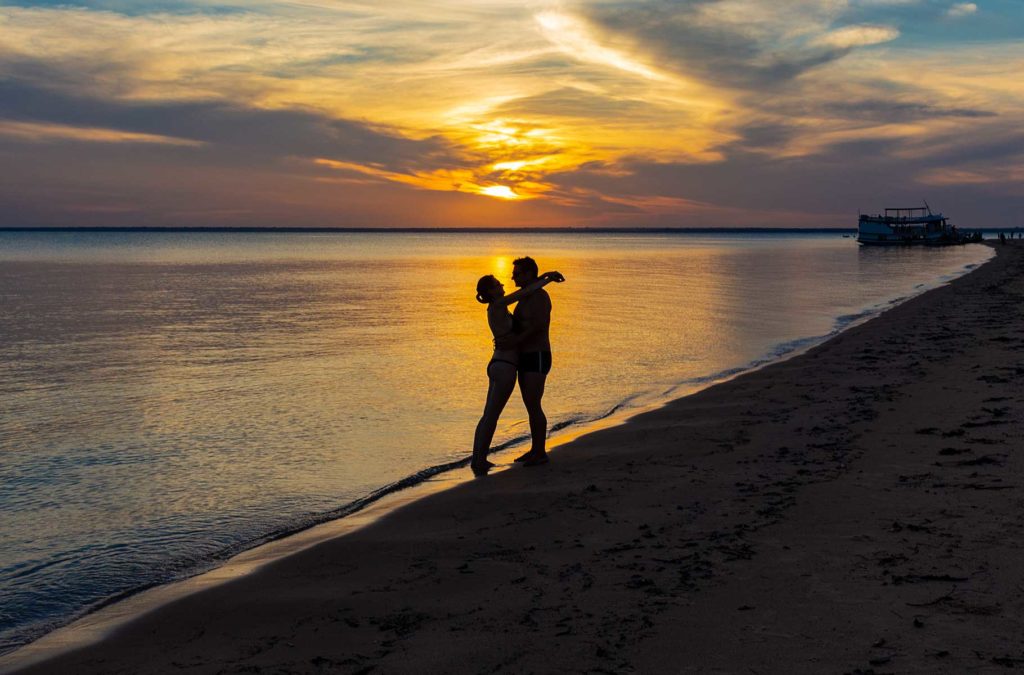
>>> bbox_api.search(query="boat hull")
[856,237,945,246]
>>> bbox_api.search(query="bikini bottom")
[487,358,518,378]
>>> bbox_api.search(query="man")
[496,256,553,466]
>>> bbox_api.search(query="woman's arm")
[492,271,565,307]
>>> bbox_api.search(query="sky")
[1,0,1022,228]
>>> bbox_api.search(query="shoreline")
[0,321,801,671]
[0,250,989,669]
[7,242,1024,673]
[0,410,636,675]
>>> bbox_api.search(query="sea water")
[0,230,992,652]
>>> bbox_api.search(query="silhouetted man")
[498,256,553,466]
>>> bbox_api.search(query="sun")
[479,185,519,200]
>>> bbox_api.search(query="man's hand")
[494,333,518,350]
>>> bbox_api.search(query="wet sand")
[10,242,1024,674]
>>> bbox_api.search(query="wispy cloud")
[919,165,1024,188]
[947,2,979,18]
[812,24,900,48]
[534,10,667,81]
[0,120,203,145]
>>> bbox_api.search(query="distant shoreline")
[1,226,859,234]
[4,226,1016,234]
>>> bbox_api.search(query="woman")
[471,270,565,475]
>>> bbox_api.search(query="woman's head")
[476,274,503,304]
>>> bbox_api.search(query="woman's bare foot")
[470,459,496,475]
[522,453,548,467]
[514,450,539,462]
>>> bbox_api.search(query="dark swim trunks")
[518,351,552,375]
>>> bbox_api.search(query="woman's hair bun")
[476,274,498,304]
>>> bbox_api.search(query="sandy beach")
[10,242,1024,674]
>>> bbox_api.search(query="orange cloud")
[0,120,203,146]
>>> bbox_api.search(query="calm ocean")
[0,230,992,653]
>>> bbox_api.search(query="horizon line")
[1,226,860,234]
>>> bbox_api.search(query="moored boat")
[856,204,976,246]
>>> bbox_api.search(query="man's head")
[511,256,538,288]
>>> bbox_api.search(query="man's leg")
[517,371,548,462]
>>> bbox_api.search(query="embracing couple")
[471,256,565,476]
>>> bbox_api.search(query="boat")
[856,203,971,246]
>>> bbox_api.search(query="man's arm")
[495,292,551,350]
[493,271,564,307]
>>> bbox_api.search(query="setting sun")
[480,185,520,200]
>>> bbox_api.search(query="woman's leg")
[472,362,518,471]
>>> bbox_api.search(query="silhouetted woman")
[471,270,565,475]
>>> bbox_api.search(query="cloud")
[820,100,996,121]
[574,1,901,91]
[491,87,669,124]
[542,127,1024,227]
[947,3,978,18]
[0,79,458,168]
[0,120,204,145]
[919,165,1024,187]
[0,4,549,126]
[534,10,667,81]
[812,24,900,49]
[0,69,583,206]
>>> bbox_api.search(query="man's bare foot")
[522,453,549,467]
[513,450,539,463]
